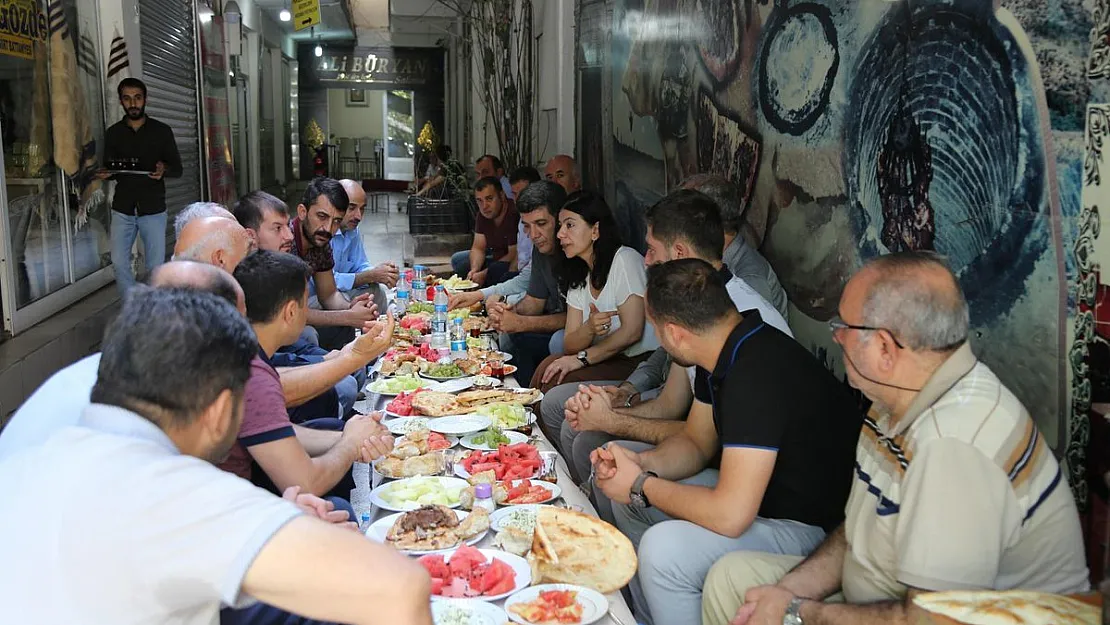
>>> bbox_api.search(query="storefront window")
[0,0,107,313]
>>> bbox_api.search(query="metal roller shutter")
[138,0,201,249]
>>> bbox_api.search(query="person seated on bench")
[449,177,520,287]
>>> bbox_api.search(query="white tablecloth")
[351,376,636,625]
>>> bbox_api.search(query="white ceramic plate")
[369,476,470,512]
[365,510,488,555]
[428,414,492,436]
[459,429,529,451]
[507,388,544,405]
[431,377,478,393]
[499,479,561,506]
[474,409,537,431]
[430,548,531,602]
[468,376,504,389]
[421,370,470,383]
[386,417,431,436]
[489,504,555,532]
[432,599,508,625]
[366,376,434,397]
[503,584,608,625]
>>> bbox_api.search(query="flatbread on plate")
[525,507,636,594]
[911,590,1098,625]
[411,391,463,417]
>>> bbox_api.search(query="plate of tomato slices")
[500,479,560,505]
[421,545,530,602]
[505,584,607,625]
[455,442,542,480]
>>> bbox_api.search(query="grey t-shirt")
[527,251,565,314]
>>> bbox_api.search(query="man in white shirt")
[557,189,792,482]
[0,260,247,461]
[0,287,431,625]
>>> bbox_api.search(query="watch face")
[630,492,646,509]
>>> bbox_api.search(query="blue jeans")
[221,603,336,625]
[111,210,167,293]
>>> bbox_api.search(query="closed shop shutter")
[138,0,201,246]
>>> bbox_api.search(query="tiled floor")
[358,193,413,268]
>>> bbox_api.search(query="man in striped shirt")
[701,251,1088,625]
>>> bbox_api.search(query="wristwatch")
[629,470,657,510]
[577,350,590,367]
[783,597,804,625]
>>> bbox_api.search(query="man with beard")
[0,288,432,625]
[590,259,860,625]
[449,177,520,287]
[292,177,379,350]
[333,179,399,314]
[98,78,182,293]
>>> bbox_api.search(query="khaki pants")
[701,553,844,625]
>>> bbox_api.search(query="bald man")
[172,215,252,274]
[328,180,398,314]
[173,201,234,237]
[0,261,246,460]
[701,251,1089,625]
[544,154,582,193]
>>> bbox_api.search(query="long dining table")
[350,371,637,625]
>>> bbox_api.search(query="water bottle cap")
[475,483,492,498]
[414,264,425,270]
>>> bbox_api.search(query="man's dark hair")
[474,176,504,194]
[91,287,256,429]
[301,177,349,214]
[646,259,736,331]
[516,180,566,218]
[232,190,289,231]
[645,189,725,261]
[477,154,504,172]
[509,166,542,185]
[117,77,147,98]
[233,250,312,324]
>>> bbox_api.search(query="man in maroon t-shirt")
[450,176,519,287]
[221,250,395,516]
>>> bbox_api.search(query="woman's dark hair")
[554,190,623,294]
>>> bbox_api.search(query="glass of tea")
[489,360,505,380]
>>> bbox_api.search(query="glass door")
[383,90,415,181]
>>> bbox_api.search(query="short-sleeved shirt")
[566,246,659,357]
[291,218,336,274]
[0,353,100,461]
[841,343,1089,603]
[474,203,520,262]
[526,251,566,314]
[693,311,861,531]
[0,403,302,623]
[219,352,297,480]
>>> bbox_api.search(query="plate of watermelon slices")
[420,545,531,602]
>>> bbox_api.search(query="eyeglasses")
[828,315,905,349]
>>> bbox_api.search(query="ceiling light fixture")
[279,9,290,21]
[314,44,323,57]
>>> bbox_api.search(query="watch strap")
[631,470,657,504]
[783,597,804,625]
[577,351,590,366]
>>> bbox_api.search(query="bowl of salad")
[368,375,434,396]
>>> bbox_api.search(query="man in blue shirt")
[336,180,399,314]
[476,154,515,199]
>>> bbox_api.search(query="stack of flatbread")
[457,389,542,409]
[526,507,637,594]
[911,590,1099,625]
[411,391,463,417]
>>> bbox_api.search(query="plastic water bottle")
[359,512,371,533]
[431,286,449,352]
[450,317,467,360]
[412,265,426,302]
[396,270,411,313]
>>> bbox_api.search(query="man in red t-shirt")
[450,176,519,287]
[220,250,395,517]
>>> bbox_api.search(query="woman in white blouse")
[531,191,659,391]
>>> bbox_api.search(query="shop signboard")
[308,46,444,88]
[0,0,47,60]
[292,0,320,32]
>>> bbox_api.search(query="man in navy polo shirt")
[591,259,861,625]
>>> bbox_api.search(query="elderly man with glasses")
[701,251,1089,625]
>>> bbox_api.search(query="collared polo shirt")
[842,343,1089,603]
[693,311,861,531]
[0,353,100,460]
[0,403,301,623]
[218,350,297,480]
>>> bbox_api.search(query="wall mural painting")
[603,0,1103,501]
